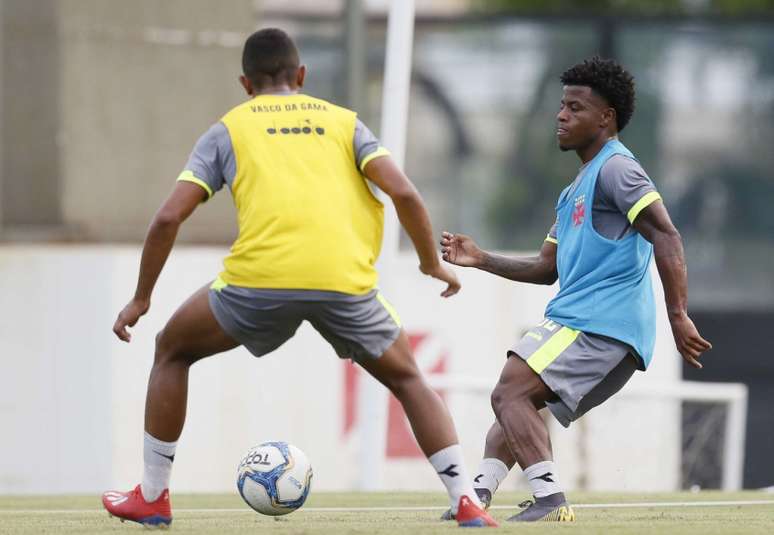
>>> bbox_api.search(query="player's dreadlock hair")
[560,57,636,132]
[242,28,300,88]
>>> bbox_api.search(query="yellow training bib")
[218,94,384,295]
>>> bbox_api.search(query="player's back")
[218,94,384,295]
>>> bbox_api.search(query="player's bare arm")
[633,200,712,368]
[440,231,558,285]
[112,181,207,342]
[364,156,460,298]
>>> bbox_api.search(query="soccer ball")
[236,441,313,516]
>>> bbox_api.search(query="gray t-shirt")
[181,118,384,198]
[548,154,658,241]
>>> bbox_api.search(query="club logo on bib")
[572,194,586,227]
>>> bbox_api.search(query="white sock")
[472,457,510,494]
[141,432,177,502]
[523,460,562,498]
[429,444,480,514]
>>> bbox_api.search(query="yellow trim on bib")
[210,276,228,292]
[359,147,391,172]
[376,292,402,328]
[545,235,558,244]
[177,170,214,199]
[627,191,662,224]
[526,326,580,374]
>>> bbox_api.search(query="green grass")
[0,491,772,534]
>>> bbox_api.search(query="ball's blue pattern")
[237,441,311,512]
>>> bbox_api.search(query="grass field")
[1,491,772,534]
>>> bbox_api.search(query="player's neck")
[251,84,300,97]
[576,134,618,164]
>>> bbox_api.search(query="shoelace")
[518,499,534,509]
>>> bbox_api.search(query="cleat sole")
[140,516,172,529]
[458,517,498,528]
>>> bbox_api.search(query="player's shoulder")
[599,153,652,189]
[192,121,230,150]
[601,153,646,176]
[301,94,352,114]
[299,96,359,128]
[299,95,358,137]
[219,99,253,124]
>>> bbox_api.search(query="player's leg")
[490,354,575,522]
[476,318,582,522]
[103,284,239,527]
[483,420,517,464]
[145,284,239,441]
[497,324,637,522]
[356,330,497,527]
[490,354,555,467]
[476,421,517,501]
[440,421,514,520]
[357,330,457,455]
[310,290,496,526]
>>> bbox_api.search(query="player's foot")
[506,492,575,522]
[102,484,172,529]
[440,488,492,521]
[455,495,499,528]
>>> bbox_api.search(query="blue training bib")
[545,140,656,367]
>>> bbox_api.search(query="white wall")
[0,245,679,494]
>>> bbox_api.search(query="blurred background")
[1,0,772,494]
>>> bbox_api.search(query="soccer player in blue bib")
[440,57,712,522]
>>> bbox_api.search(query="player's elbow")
[536,259,558,285]
[651,225,683,251]
[388,183,420,204]
[666,226,682,242]
[152,208,185,228]
[540,269,558,285]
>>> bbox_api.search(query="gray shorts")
[208,285,402,361]
[509,318,641,428]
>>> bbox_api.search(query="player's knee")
[154,330,171,363]
[382,368,423,399]
[154,329,188,366]
[490,385,507,418]
[490,381,525,418]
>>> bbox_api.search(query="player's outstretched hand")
[440,231,484,268]
[113,298,150,342]
[670,313,712,369]
[420,262,461,298]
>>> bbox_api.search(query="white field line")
[1,500,773,514]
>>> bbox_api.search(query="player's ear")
[239,75,254,97]
[601,107,616,129]
[296,65,306,88]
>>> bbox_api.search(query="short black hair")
[242,28,300,88]
[560,57,635,132]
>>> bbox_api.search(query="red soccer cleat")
[455,494,499,528]
[102,484,172,529]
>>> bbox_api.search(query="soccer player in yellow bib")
[101,28,497,528]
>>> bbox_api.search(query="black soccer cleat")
[440,488,492,521]
[506,492,575,522]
